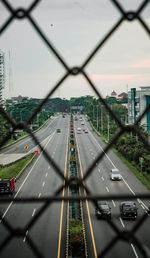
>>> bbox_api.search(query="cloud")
[130,59,150,68]
[89,74,134,81]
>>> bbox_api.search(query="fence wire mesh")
[0,0,150,257]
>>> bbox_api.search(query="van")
[77,128,82,134]
[110,168,121,181]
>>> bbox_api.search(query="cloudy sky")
[0,0,150,99]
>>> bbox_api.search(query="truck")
[0,178,15,195]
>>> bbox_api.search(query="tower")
[0,50,5,103]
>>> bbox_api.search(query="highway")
[0,114,149,258]
[0,115,69,258]
[75,115,150,258]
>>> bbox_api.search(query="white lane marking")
[119,217,125,228]
[23,230,28,243]
[137,198,149,211]
[32,208,36,217]
[131,243,139,258]
[45,172,48,177]
[93,156,95,160]
[141,204,145,210]
[88,129,147,202]
[101,176,104,181]
[38,193,41,198]
[112,200,116,207]
[48,166,50,169]
[122,177,135,196]
[106,187,109,192]
[1,132,55,221]
[98,168,100,172]
[42,181,45,187]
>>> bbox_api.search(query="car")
[110,168,121,181]
[81,122,84,125]
[95,200,111,219]
[0,178,15,195]
[84,129,88,133]
[120,201,138,219]
[56,129,61,133]
[77,127,82,134]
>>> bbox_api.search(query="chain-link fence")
[0,0,150,257]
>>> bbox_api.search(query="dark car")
[120,201,138,219]
[95,200,111,219]
[56,129,61,133]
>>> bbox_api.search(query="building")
[128,87,150,132]
[111,90,117,98]
[0,50,5,103]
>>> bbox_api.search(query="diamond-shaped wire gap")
[81,16,124,70]
[28,71,70,124]
[23,123,65,180]
[24,184,65,231]
[82,70,124,130]
[83,128,123,181]
[27,14,70,71]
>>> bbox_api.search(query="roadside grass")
[112,148,150,191]
[89,120,150,191]
[0,153,34,179]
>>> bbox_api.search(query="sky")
[0,0,150,100]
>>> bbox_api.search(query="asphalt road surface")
[0,115,69,258]
[75,115,150,258]
[0,114,150,258]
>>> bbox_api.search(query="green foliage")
[0,112,11,143]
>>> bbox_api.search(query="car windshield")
[123,204,135,210]
[100,204,109,210]
[112,171,119,174]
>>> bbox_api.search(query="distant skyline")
[0,0,150,100]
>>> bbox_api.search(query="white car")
[77,127,82,134]
[110,168,121,181]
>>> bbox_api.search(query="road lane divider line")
[23,230,29,243]
[42,181,45,187]
[131,243,139,258]
[38,193,41,198]
[45,172,48,177]
[1,132,55,222]
[119,218,125,228]
[101,176,104,181]
[57,125,69,258]
[76,134,98,258]
[112,200,116,207]
[32,208,36,217]
[106,186,109,193]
